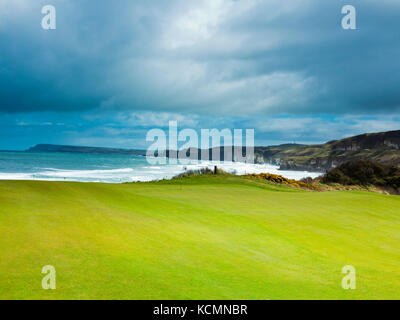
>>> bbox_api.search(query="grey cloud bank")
[0,0,399,115]
[0,0,399,149]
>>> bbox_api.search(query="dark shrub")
[322,160,400,191]
[174,167,230,178]
[300,177,314,184]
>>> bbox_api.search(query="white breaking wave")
[0,161,322,183]
[0,172,34,180]
[40,168,135,178]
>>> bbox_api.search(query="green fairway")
[0,175,399,300]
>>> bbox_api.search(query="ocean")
[0,151,322,183]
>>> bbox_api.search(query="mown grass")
[0,175,399,299]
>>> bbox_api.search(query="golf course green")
[0,175,399,299]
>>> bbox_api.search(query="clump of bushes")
[174,167,229,178]
[245,173,319,190]
[321,160,400,191]
[300,177,314,184]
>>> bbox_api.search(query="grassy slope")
[0,176,400,300]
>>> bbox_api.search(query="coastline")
[0,151,322,183]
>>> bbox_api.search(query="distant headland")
[25,130,400,172]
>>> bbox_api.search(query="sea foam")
[0,152,322,183]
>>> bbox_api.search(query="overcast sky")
[0,0,399,149]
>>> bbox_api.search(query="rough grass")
[0,176,400,300]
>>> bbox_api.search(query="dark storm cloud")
[0,0,400,115]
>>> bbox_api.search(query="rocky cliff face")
[384,140,400,150]
[279,158,336,172]
[255,130,400,172]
